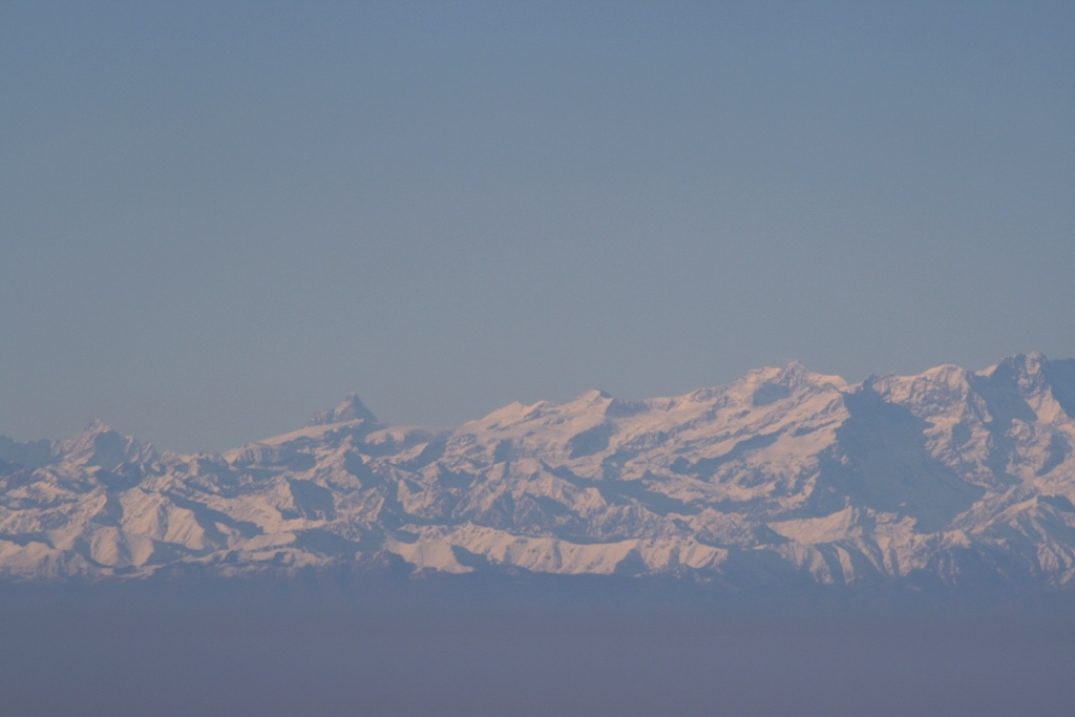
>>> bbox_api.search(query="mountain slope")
[3,353,1075,590]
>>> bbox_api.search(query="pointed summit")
[79,417,114,437]
[577,388,612,402]
[980,352,1049,387]
[307,393,378,426]
[58,420,155,469]
[64,418,121,458]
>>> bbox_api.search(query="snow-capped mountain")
[3,353,1075,591]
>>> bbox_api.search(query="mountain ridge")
[2,353,1074,594]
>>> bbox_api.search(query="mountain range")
[3,352,1075,594]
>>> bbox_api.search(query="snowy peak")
[58,419,156,469]
[982,352,1049,395]
[728,361,847,408]
[577,388,613,403]
[307,393,378,426]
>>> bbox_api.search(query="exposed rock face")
[2,353,1075,591]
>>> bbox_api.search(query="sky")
[2,1,1074,452]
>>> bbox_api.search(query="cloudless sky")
[3,1,1074,451]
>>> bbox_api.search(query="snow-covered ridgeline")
[1,353,1074,589]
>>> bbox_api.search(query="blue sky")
[2,1,1073,451]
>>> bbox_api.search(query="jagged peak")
[60,418,122,455]
[1005,351,1047,376]
[575,388,613,403]
[873,363,970,388]
[464,399,550,430]
[867,364,976,409]
[969,353,1051,399]
[768,360,811,388]
[744,360,848,395]
[79,417,114,437]
[976,351,1048,378]
[307,393,378,426]
[920,362,967,377]
[781,359,808,375]
[56,419,155,469]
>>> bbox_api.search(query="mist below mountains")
[3,588,1073,717]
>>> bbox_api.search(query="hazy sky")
[3,1,1074,451]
